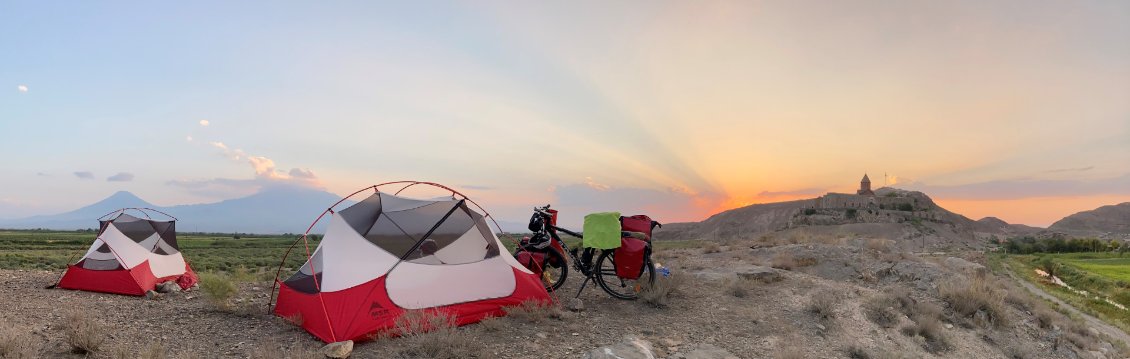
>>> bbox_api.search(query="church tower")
[857,174,875,196]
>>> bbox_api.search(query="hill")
[656,187,1012,250]
[1049,202,1130,236]
[0,186,346,234]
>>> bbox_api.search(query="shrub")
[863,296,900,328]
[938,274,1009,328]
[702,242,722,254]
[63,311,105,354]
[803,208,816,215]
[0,323,38,358]
[199,272,239,309]
[771,252,796,270]
[1038,257,1059,279]
[846,209,858,219]
[475,315,507,332]
[640,272,687,308]
[866,238,892,253]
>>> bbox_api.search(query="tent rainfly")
[57,209,198,296]
[272,182,550,343]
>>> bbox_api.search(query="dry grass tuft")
[640,272,687,308]
[725,278,750,298]
[392,310,487,359]
[248,340,320,359]
[199,272,239,309]
[503,300,569,323]
[475,315,507,332]
[0,323,38,358]
[900,313,947,353]
[63,311,106,355]
[770,252,818,270]
[807,291,837,320]
[938,273,1009,328]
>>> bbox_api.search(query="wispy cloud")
[73,171,94,180]
[106,172,134,182]
[186,135,193,142]
[199,119,210,126]
[1045,166,1094,173]
[171,138,323,198]
[17,85,28,93]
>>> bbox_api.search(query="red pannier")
[620,215,657,241]
[614,237,648,280]
[516,251,547,278]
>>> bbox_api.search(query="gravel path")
[1005,267,1130,347]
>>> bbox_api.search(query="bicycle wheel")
[594,250,655,300]
[514,247,568,292]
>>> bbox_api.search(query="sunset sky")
[1,1,1128,227]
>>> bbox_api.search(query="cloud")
[755,188,825,198]
[17,85,28,93]
[902,173,1130,200]
[199,119,210,126]
[288,168,317,179]
[551,182,724,225]
[73,171,94,180]
[583,177,610,191]
[172,139,322,198]
[106,172,134,182]
[186,136,193,142]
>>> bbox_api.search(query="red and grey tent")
[270,182,550,343]
[57,208,198,296]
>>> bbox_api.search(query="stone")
[661,338,683,347]
[944,324,953,329]
[566,298,585,312]
[815,324,826,331]
[582,336,655,359]
[736,266,782,283]
[536,332,549,339]
[669,343,740,359]
[156,281,181,293]
[145,290,161,300]
[321,340,353,358]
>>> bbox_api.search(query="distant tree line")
[1004,236,1128,255]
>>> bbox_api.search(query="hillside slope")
[1050,202,1130,236]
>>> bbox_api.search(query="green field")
[1050,253,1130,282]
[0,230,704,277]
[0,230,316,277]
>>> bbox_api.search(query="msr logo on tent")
[369,301,390,319]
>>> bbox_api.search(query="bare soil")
[2,240,1127,358]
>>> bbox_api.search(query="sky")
[1,1,1128,228]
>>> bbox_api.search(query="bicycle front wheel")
[594,249,655,300]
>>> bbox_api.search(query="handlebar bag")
[614,237,648,280]
[620,215,657,240]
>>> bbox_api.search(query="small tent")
[58,209,197,296]
[272,182,550,343]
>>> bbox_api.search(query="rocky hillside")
[975,217,1041,236]
[1049,202,1130,236]
[656,187,1012,250]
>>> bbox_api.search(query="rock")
[736,266,782,283]
[815,324,826,331]
[669,343,740,359]
[1087,350,1104,359]
[536,332,548,339]
[156,282,181,293]
[582,336,655,359]
[321,340,353,358]
[1099,341,1114,353]
[145,290,161,300]
[944,324,953,329]
[566,298,585,312]
[661,338,683,347]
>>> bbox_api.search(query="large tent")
[57,209,197,296]
[272,182,550,343]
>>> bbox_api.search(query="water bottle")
[655,262,671,277]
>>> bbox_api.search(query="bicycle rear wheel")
[594,250,655,300]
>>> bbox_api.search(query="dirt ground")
[2,241,1127,358]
